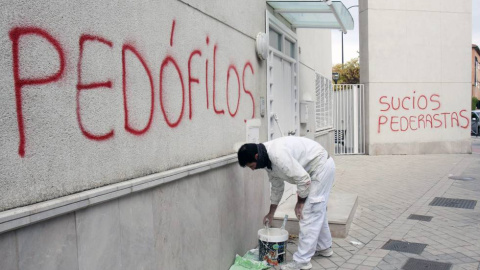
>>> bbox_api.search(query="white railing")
[333,84,365,155]
[315,73,333,131]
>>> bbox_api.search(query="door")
[266,12,299,203]
[271,54,296,136]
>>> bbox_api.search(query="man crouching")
[237,136,335,270]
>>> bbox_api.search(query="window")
[285,39,295,58]
[315,73,333,131]
[269,28,282,51]
[476,57,478,87]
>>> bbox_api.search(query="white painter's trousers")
[293,157,336,263]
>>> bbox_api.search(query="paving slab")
[281,146,480,269]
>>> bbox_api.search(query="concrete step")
[271,192,358,238]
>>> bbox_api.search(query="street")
[285,150,480,269]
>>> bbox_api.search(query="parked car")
[472,110,480,135]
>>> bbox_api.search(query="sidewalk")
[284,148,480,269]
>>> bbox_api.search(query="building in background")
[473,44,480,100]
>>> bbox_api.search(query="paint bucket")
[258,228,288,266]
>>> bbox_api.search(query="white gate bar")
[363,85,366,154]
[333,84,365,155]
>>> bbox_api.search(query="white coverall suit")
[263,136,335,263]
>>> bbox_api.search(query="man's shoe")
[280,260,312,270]
[314,247,333,257]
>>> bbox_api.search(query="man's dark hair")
[237,143,258,167]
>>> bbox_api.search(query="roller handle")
[281,215,288,230]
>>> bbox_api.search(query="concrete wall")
[314,130,335,158]
[298,28,332,102]
[297,28,333,153]
[0,164,269,270]
[0,0,271,268]
[0,0,265,211]
[360,0,472,155]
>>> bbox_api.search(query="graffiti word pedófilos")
[8,22,255,157]
[377,92,469,133]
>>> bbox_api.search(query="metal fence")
[315,73,333,131]
[333,84,365,155]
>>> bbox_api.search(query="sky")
[474,0,480,46]
[332,0,480,65]
[331,0,359,65]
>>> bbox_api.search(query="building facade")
[0,1,340,269]
[0,0,474,269]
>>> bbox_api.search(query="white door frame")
[266,11,300,203]
[266,11,300,141]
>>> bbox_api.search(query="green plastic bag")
[229,254,270,270]
[243,249,261,262]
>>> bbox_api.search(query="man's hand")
[263,204,278,226]
[295,195,307,220]
[263,213,274,226]
[295,201,304,220]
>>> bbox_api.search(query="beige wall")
[360,0,472,155]
[0,164,269,270]
[297,28,333,149]
[298,28,332,102]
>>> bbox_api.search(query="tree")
[473,96,479,110]
[332,57,360,84]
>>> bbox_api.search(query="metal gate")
[333,84,365,155]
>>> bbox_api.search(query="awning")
[267,1,354,33]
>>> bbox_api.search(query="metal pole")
[362,86,365,154]
[347,85,350,154]
[362,85,366,154]
[342,85,345,154]
[341,32,344,68]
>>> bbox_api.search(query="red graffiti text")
[9,22,256,157]
[377,92,469,133]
